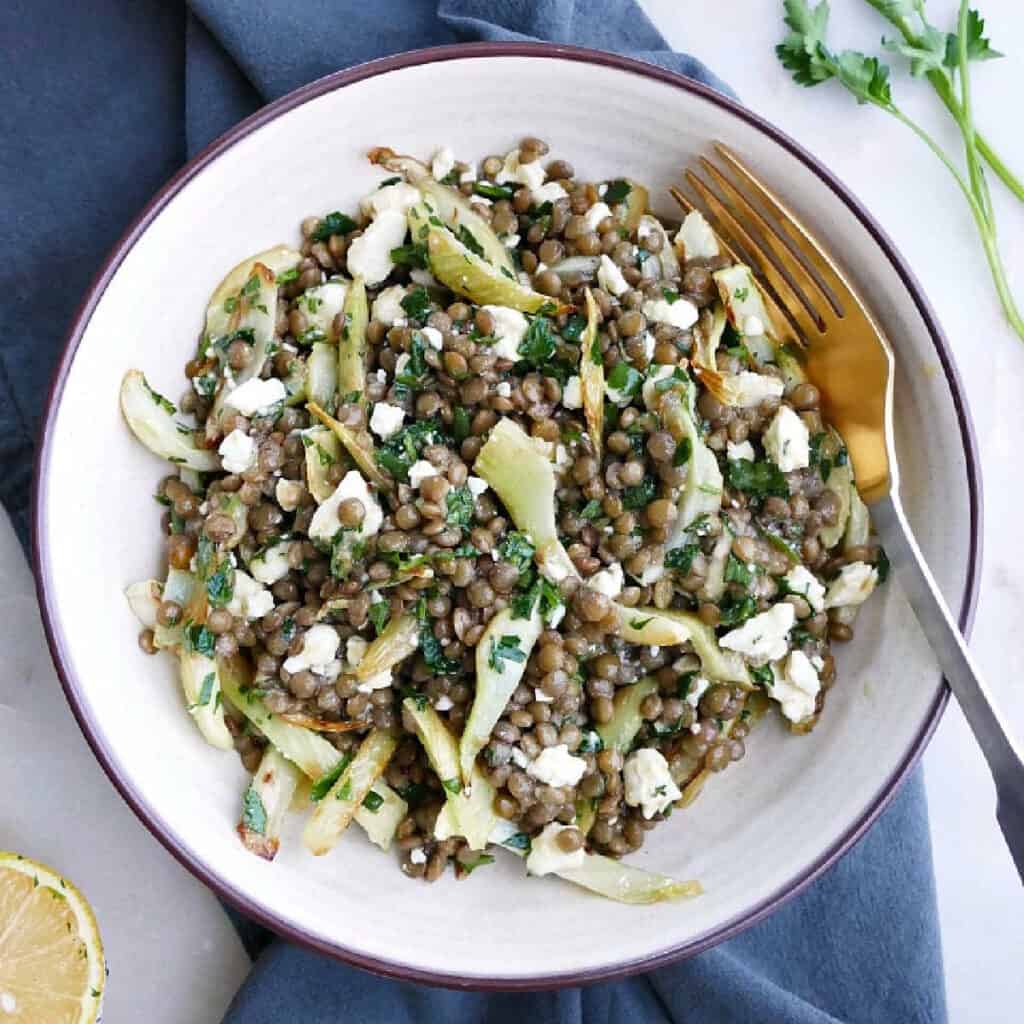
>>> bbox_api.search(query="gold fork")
[672,144,1024,883]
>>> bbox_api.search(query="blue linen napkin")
[0,1,946,1020]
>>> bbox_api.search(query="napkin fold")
[0,1,946,1021]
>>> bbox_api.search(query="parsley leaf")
[579,499,603,521]
[621,477,657,510]
[724,554,756,588]
[368,600,391,635]
[718,593,757,627]
[474,182,515,201]
[390,242,429,268]
[604,179,632,204]
[488,634,527,673]
[416,598,462,674]
[445,486,475,529]
[560,314,587,343]
[517,315,557,367]
[310,752,354,802]
[400,287,432,323]
[184,623,216,658]
[665,544,700,573]
[206,564,234,608]
[726,458,790,499]
[457,853,495,877]
[606,361,643,400]
[455,225,485,258]
[498,531,536,575]
[749,664,775,689]
[361,790,384,812]
[312,211,357,241]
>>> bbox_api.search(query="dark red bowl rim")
[31,41,982,990]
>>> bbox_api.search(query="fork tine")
[684,169,823,344]
[714,143,855,313]
[697,156,836,327]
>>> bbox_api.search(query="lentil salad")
[122,136,886,900]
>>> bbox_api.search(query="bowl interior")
[37,50,977,986]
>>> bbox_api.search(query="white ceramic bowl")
[34,44,981,988]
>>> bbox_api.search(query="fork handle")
[872,494,1024,884]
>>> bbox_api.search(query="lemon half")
[0,852,105,1023]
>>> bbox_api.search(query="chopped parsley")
[188,672,216,710]
[301,434,336,466]
[240,788,267,834]
[733,286,750,301]
[452,406,471,442]
[416,598,462,674]
[390,242,429,268]
[510,575,563,621]
[395,333,429,390]
[498,531,536,576]
[629,616,654,629]
[400,286,432,323]
[455,225,485,258]
[621,477,657,510]
[606,361,643,400]
[577,731,604,754]
[312,211,357,241]
[749,664,774,689]
[183,623,216,658]
[724,554,756,588]
[665,544,700,574]
[717,592,757,627]
[442,777,463,796]
[560,314,587,343]
[375,419,445,481]
[456,853,495,877]
[445,485,475,529]
[205,564,234,607]
[361,790,384,813]
[579,499,603,521]
[661,287,680,304]
[311,753,354,802]
[673,436,693,467]
[368,600,391,636]
[473,181,515,201]
[488,634,527,673]
[501,832,532,852]
[517,315,557,367]
[726,458,790,500]
[143,379,175,416]
[604,179,632,203]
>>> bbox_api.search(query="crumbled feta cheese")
[720,602,795,663]
[763,405,810,472]
[409,268,438,288]
[218,429,256,474]
[534,688,553,704]
[408,460,439,489]
[481,305,528,362]
[435,694,454,711]
[472,196,494,208]
[527,744,586,787]
[275,478,304,512]
[496,381,512,398]
[554,444,571,472]
[604,378,634,408]
[369,402,406,440]
[346,209,408,286]
[770,651,821,723]
[642,331,656,361]
[224,377,287,417]
[743,314,765,337]
[371,284,407,325]
[356,667,393,694]
[346,635,369,668]
[226,570,274,621]
[502,234,521,249]
[421,326,444,351]
[283,623,340,675]
[409,846,427,865]
[365,181,421,218]
[431,146,455,181]
[623,748,682,819]
[690,721,702,734]
[640,558,664,585]
[510,747,532,770]
[373,369,388,385]
[823,562,878,609]
[496,149,546,192]
[561,375,583,409]
[674,211,719,260]
[727,440,756,462]
[466,476,488,498]
[583,202,613,232]
[309,470,383,543]
[532,181,568,204]
[727,371,785,408]
[684,675,710,707]
[649,646,661,657]
[589,562,624,599]
[785,565,825,613]
[394,353,410,377]
[642,296,699,330]
[249,541,293,585]
[459,165,477,184]
[597,254,629,297]
[526,823,586,877]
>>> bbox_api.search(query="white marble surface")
[641,0,1024,1020]
[5,3,1024,1020]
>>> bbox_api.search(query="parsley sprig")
[777,0,1023,341]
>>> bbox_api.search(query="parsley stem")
[956,0,990,224]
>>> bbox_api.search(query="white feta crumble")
[275,478,304,512]
[532,181,568,204]
[526,823,586,877]
[510,747,532,770]
[534,688,553,704]
[743,314,766,337]
[640,558,664,585]
[561,375,583,409]
[596,254,629,297]
[720,602,795,664]
[554,444,571,472]
[345,635,369,668]
[435,694,454,711]
[249,541,293,585]
[466,476,489,498]
[684,675,710,707]
[642,331,656,361]
[823,562,878,609]
[481,304,528,362]
[582,202,613,232]
[409,846,427,866]
[409,268,438,288]
[283,623,340,675]
[394,352,410,377]
[642,296,699,330]
[727,371,785,408]
[675,211,719,260]
[588,562,624,599]
[346,209,408,285]
[226,570,274,621]
[218,429,256,474]
[408,459,439,489]
[502,233,521,249]
[770,651,821,723]
[496,149,546,192]
[763,405,810,472]
[369,402,406,440]
[690,721,703,735]
[431,146,455,181]
[224,377,287,417]
[371,284,407,325]
[727,440,756,462]
[604,377,635,408]
[526,744,587,787]
[496,381,512,398]
[785,565,825,613]
[309,470,383,543]
[373,368,388,385]
[623,748,682,819]
[421,326,444,351]
[459,165,477,184]
[365,181,421,218]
